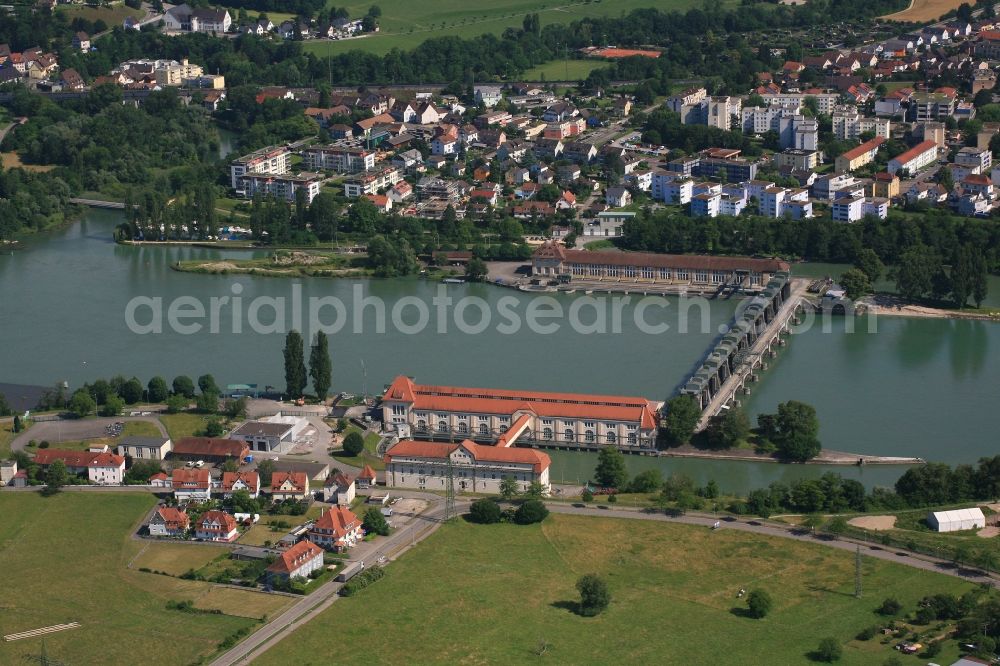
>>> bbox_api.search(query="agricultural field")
[256,514,976,665]
[881,0,965,22]
[0,493,258,665]
[303,0,737,57]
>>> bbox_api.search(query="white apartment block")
[343,165,403,198]
[759,93,840,115]
[759,187,812,219]
[812,173,865,201]
[231,145,291,189]
[888,140,938,176]
[832,105,892,140]
[667,87,707,113]
[154,59,204,87]
[303,145,376,173]
[238,173,322,204]
[680,96,741,130]
[652,171,693,204]
[691,192,721,217]
[954,146,992,172]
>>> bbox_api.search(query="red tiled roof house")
[195,510,239,542]
[270,471,309,501]
[267,540,324,580]
[148,507,189,537]
[308,506,362,552]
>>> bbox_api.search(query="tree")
[854,247,885,285]
[576,574,611,616]
[198,374,219,396]
[526,480,545,498]
[197,391,219,414]
[746,589,772,619]
[44,459,69,493]
[172,375,196,398]
[69,389,96,418]
[876,598,901,616]
[706,407,750,449]
[223,397,248,420]
[122,378,144,404]
[284,330,307,398]
[839,268,872,301]
[469,498,502,524]
[0,392,11,416]
[309,332,333,401]
[628,469,663,493]
[465,257,488,282]
[499,474,519,500]
[514,499,549,524]
[663,395,700,445]
[147,376,169,403]
[815,637,842,662]
[594,445,628,489]
[221,458,239,473]
[363,507,390,536]
[12,414,21,433]
[895,245,937,302]
[203,418,224,437]
[342,431,364,456]
[256,459,276,486]
[100,395,125,417]
[774,401,821,462]
[165,395,188,414]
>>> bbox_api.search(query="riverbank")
[656,444,923,466]
[863,293,1000,322]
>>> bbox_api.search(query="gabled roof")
[221,471,260,492]
[313,506,360,536]
[267,540,323,574]
[172,468,211,488]
[385,439,551,473]
[153,507,189,529]
[173,438,247,458]
[197,510,237,532]
[271,471,308,492]
[358,464,376,481]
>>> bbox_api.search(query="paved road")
[210,492,455,666]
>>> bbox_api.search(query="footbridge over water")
[677,272,807,431]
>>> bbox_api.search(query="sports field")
[0,493,261,665]
[255,514,975,665]
[304,0,735,56]
[522,59,607,81]
[881,0,966,21]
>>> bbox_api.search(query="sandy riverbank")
[863,294,1000,322]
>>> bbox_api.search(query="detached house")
[73,32,91,52]
[323,471,356,505]
[195,510,239,542]
[271,471,309,501]
[172,468,212,502]
[148,507,189,537]
[221,471,261,498]
[357,464,377,489]
[267,540,324,581]
[605,186,632,208]
[32,449,125,485]
[308,506,363,551]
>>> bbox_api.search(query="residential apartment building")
[871,172,900,199]
[758,186,812,219]
[230,145,291,189]
[651,171,694,204]
[691,192,721,217]
[343,166,403,198]
[666,87,707,113]
[237,173,322,204]
[773,149,821,171]
[812,173,865,201]
[908,90,956,122]
[381,374,663,450]
[303,145,375,173]
[681,96,741,130]
[154,58,204,86]
[831,106,891,140]
[384,439,552,495]
[835,137,885,173]
[758,92,840,115]
[954,146,992,172]
[888,140,938,175]
[832,196,889,222]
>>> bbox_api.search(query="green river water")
[2,210,998,493]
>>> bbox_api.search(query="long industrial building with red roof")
[381,375,661,450]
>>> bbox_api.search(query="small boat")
[441,278,465,284]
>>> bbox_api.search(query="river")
[2,211,999,494]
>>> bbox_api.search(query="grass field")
[132,542,232,576]
[882,0,965,21]
[57,4,143,25]
[255,514,975,665]
[329,425,384,470]
[158,412,212,440]
[303,0,736,57]
[522,59,606,81]
[0,420,17,458]
[122,420,163,438]
[0,493,257,665]
[2,152,56,172]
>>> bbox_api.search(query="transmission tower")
[22,642,67,666]
[444,455,456,521]
[854,544,863,599]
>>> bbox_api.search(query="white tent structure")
[926,508,985,533]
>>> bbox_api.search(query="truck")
[335,561,365,583]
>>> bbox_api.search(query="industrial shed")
[926,508,985,533]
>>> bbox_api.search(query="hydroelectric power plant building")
[381,375,662,450]
[531,242,789,291]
